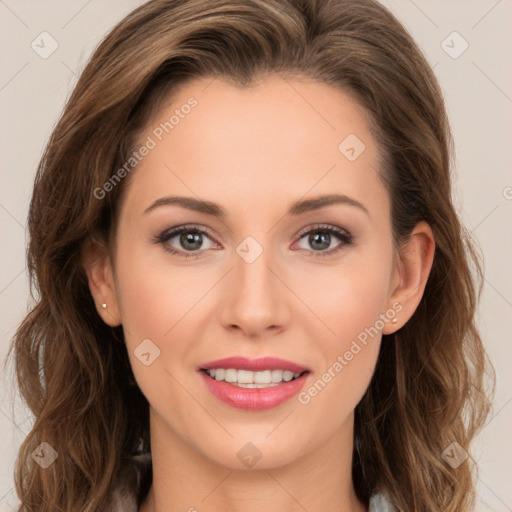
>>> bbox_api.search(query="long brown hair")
[8,0,494,510]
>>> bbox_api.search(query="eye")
[153,223,354,259]
[153,224,218,258]
[293,224,354,258]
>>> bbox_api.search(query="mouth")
[198,356,311,410]
[200,368,309,388]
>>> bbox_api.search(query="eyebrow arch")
[143,193,369,217]
[288,194,369,216]
[144,196,224,216]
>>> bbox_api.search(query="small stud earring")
[392,318,398,324]
[101,303,107,309]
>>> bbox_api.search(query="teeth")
[235,382,280,388]
[238,369,254,384]
[283,371,294,382]
[205,368,303,386]
[254,370,272,383]
[271,369,283,383]
[224,369,237,382]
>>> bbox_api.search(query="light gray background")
[1,1,511,510]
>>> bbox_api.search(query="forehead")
[118,74,389,223]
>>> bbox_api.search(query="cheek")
[113,242,215,392]
[114,236,206,341]
[295,252,393,408]
[295,271,388,428]
[304,254,393,343]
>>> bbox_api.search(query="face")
[106,74,404,469]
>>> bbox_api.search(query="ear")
[383,221,435,334]
[81,236,122,327]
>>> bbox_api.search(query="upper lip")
[199,356,310,374]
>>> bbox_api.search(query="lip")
[199,356,310,373]
[199,370,310,411]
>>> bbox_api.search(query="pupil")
[310,232,330,250]
[181,231,202,250]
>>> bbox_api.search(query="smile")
[199,356,311,410]
[202,368,305,387]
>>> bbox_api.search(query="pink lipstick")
[199,356,311,411]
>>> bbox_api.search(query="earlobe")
[81,237,122,327]
[383,221,435,334]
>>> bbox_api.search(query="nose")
[218,241,290,338]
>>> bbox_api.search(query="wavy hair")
[8,0,494,510]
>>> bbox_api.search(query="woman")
[9,0,494,511]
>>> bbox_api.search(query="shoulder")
[104,453,152,512]
[105,485,139,512]
[368,492,395,512]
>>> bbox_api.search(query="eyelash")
[153,223,354,259]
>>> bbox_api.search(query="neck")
[139,408,367,512]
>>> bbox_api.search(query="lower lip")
[200,371,309,411]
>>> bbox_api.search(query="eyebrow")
[143,193,369,217]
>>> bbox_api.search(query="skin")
[84,74,435,512]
